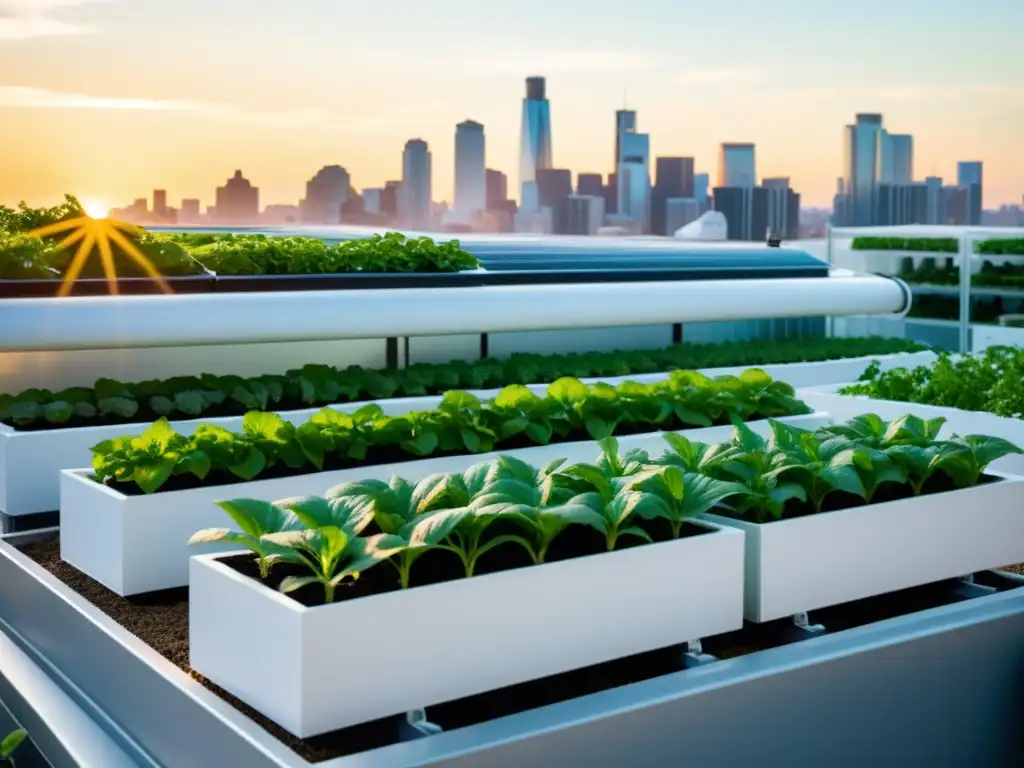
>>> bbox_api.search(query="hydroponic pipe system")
[0,274,911,352]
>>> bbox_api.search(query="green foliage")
[91,372,812,493]
[195,412,1018,604]
[839,346,1024,419]
[0,727,27,766]
[0,336,927,430]
[161,231,479,275]
[850,236,959,253]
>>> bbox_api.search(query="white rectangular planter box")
[0,349,931,517]
[797,384,1024,476]
[971,323,1024,353]
[190,519,745,739]
[58,413,829,596]
[704,471,1024,623]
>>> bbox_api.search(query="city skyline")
[2,0,1022,209]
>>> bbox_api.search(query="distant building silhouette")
[214,170,259,223]
[519,76,552,205]
[536,168,573,234]
[576,172,604,198]
[452,120,487,224]
[400,139,432,229]
[301,165,350,224]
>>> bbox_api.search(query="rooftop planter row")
[905,293,1022,324]
[0,337,928,432]
[49,408,1024,740]
[897,258,1024,289]
[0,349,938,518]
[850,236,1024,255]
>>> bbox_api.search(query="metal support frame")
[399,709,443,741]
[781,612,827,643]
[679,639,717,669]
[954,573,999,600]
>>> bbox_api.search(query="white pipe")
[0,275,911,352]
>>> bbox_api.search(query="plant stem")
[606,530,617,551]
[669,520,682,538]
[323,580,335,604]
[257,555,269,579]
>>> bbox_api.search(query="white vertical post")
[957,232,972,353]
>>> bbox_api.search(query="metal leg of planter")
[679,638,717,668]
[399,708,443,741]
[781,612,826,643]
[954,573,999,600]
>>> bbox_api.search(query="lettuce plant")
[188,497,305,578]
[91,418,210,493]
[766,419,868,513]
[262,527,405,604]
[935,435,1023,488]
[629,466,749,538]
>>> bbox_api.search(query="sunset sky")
[1,0,1021,211]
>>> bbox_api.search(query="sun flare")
[83,201,110,220]
[29,213,171,297]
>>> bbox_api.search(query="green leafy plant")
[90,418,211,494]
[0,728,27,767]
[188,498,306,578]
[263,526,404,603]
[1,336,926,431]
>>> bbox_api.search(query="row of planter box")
[0,350,939,517]
[50,397,1024,739]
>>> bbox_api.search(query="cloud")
[0,0,111,40]
[0,85,333,126]
[673,68,758,85]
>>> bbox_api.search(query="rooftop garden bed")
[0,337,927,431]
[839,346,1024,419]
[850,236,1024,255]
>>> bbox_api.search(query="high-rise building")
[604,172,618,215]
[762,178,801,240]
[957,161,983,225]
[577,173,604,198]
[614,110,637,169]
[453,120,486,222]
[519,76,552,204]
[214,170,259,223]
[485,169,508,211]
[652,157,695,236]
[924,176,944,224]
[877,132,914,184]
[179,198,200,222]
[665,197,702,235]
[400,139,432,230]
[875,183,928,226]
[842,113,884,226]
[153,190,167,218]
[381,181,401,218]
[617,131,651,231]
[301,165,350,224]
[536,168,573,234]
[693,173,710,212]
[712,186,769,241]
[362,188,383,214]
[566,195,606,235]
[718,143,756,188]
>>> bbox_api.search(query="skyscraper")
[453,120,486,222]
[712,186,769,241]
[762,178,801,240]
[519,76,553,206]
[665,198,702,235]
[957,161,983,225]
[566,195,606,235]
[652,157,695,236]
[153,189,167,218]
[485,169,508,211]
[400,139,432,230]
[693,173,710,211]
[718,144,756,188]
[536,168,573,234]
[614,110,637,169]
[576,173,604,198]
[617,131,650,231]
[842,113,884,226]
[214,170,259,223]
[301,165,350,224]
[877,132,914,184]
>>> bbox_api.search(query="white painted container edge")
[57,412,828,595]
[704,470,1024,622]
[190,520,746,738]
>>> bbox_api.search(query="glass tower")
[518,76,552,207]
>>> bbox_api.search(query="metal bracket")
[780,612,826,643]
[679,638,718,669]
[398,708,443,741]
[953,573,998,600]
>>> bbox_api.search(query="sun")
[83,201,110,220]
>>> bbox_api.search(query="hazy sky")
[1,0,1022,210]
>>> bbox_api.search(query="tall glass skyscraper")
[614,109,637,168]
[957,161,983,225]
[843,113,883,226]
[877,131,914,184]
[518,76,552,207]
[453,120,486,222]
[617,131,650,231]
[718,143,756,188]
[400,138,432,230]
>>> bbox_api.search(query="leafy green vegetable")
[188,498,305,578]
[2,336,926,431]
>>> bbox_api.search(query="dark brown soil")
[16,533,1004,764]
